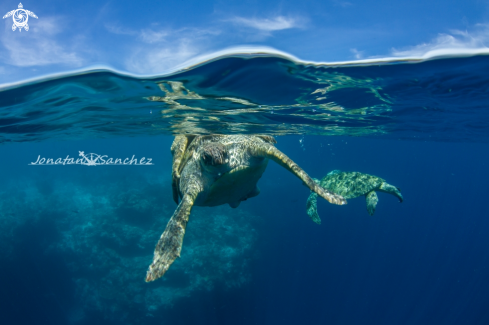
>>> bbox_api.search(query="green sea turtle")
[145,135,347,282]
[306,170,403,224]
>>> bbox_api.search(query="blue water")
[2,53,489,143]
[1,52,489,325]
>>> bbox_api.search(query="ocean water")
[1,52,489,325]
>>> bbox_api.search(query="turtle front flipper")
[378,182,403,203]
[365,191,379,216]
[170,135,192,204]
[145,191,196,282]
[249,144,347,205]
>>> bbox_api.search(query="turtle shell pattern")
[320,171,385,199]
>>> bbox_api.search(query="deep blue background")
[1,135,488,325]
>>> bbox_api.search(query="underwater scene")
[1,52,489,325]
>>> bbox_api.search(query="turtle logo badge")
[3,3,38,32]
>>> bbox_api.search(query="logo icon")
[3,3,38,32]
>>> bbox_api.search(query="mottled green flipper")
[306,192,320,224]
[365,190,379,216]
[379,183,403,202]
[306,178,321,224]
[146,192,197,282]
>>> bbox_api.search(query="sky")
[1,0,489,84]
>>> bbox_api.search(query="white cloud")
[223,15,305,41]
[139,29,169,43]
[104,23,222,74]
[228,16,300,32]
[350,48,364,59]
[103,15,303,73]
[390,25,489,58]
[106,24,220,44]
[1,16,84,67]
[105,24,168,43]
[125,39,199,74]
[104,24,137,36]
[344,25,489,65]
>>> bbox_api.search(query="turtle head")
[327,170,341,176]
[200,142,229,172]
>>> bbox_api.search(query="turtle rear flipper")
[246,186,260,199]
[365,191,379,216]
[306,178,321,224]
[145,191,196,282]
[378,182,403,203]
[306,192,321,224]
[249,144,347,206]
[229,201,241,208]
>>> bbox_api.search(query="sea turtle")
[145,135,347,282]
[306,170,403,224]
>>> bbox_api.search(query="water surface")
[1,52,489,143]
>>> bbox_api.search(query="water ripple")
[1,51,489,143]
